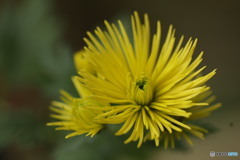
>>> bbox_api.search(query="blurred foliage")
[0,104,59,149]
[52,130,153,160]
[0,0,75,159]
[0,0,75,97]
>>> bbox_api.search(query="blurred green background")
[0,0,239,160]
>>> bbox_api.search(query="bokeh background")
[0,0,239,160]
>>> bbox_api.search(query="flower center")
[130,76,153,106]
[136,77,148,90]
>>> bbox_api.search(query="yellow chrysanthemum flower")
[48,11,221,148]
[47,78,105,138]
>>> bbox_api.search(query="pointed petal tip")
[46,123,52,126]
[65,135,70,139]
